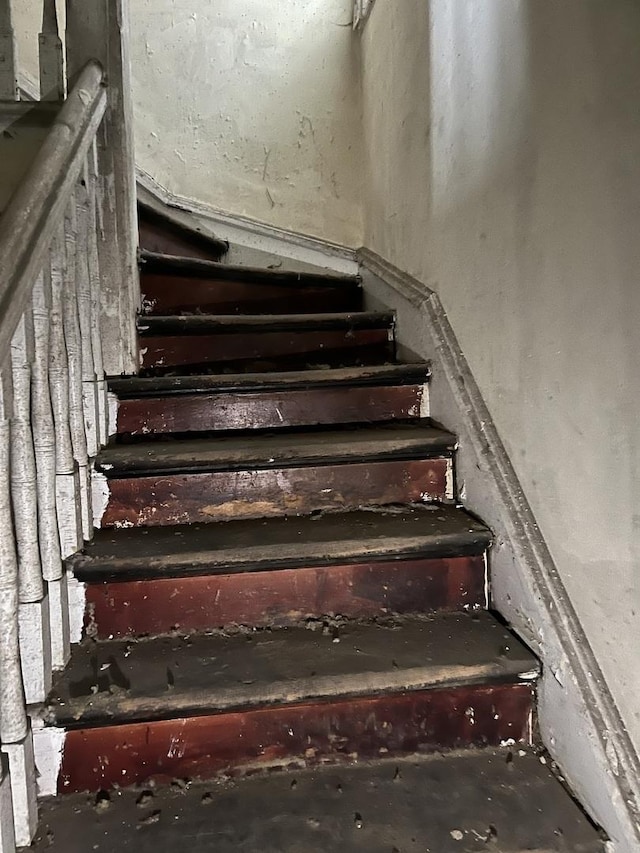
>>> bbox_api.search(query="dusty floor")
[25,748,603,852]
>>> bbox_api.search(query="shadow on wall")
[363,0,640,758]
[428,0,640,758]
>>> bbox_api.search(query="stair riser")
[141,274,362,315]
[139,329,394,372]
[84,555,487,638]
[116,384,426,436]
[100,458,452,527]
[56,683,534,793]
[138,225,224,263]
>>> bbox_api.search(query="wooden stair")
[34,208,604,852]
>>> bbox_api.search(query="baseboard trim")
[359,246,640,853]
[136,168,359,275]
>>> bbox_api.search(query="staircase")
[29,209,604,851]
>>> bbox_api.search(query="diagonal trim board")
[136,169,359,276]
[358,247,640,853]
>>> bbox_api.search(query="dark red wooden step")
[140,250,362,315]
[138,202,228,262]
[138,312,394,374]
[73,504,491,637]
[111,363,430,436]
[96,424,455,527]
[83,557,487,639]
[45,613,538,792]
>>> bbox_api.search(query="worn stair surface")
[111,363,431,435]
[36,215,604,849]
[74,504,490,637]
[29,750,603,853]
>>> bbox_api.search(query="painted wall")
[361,0,640,760]
[129,0,363,247]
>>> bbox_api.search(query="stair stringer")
[136,168,359,277]
[358,247,640,853]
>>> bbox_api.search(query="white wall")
[129,0,363,247]
[361,0,640,762]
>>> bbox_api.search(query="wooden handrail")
[0,60,106,363]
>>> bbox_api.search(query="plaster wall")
[129,0,363,247]
[361,0,640,758]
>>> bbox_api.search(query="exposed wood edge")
[139,250,361,286]
[0,60,106,363]
[71,531,491,582]
[96,442,455,478]
[358,246,640,851]
[48,662,535,729]
[137,312,394,336]
[136,168,359,276]
[138,198,228,258]
[108,364,432,398]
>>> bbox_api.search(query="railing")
[0,60,108,848]
[0,1,139,848]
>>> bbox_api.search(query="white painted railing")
[0,60,110,848]
[0,2,139,847]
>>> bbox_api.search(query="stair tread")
[45,612,537,728]
[140,249,361,288]
[72,504,491,582]
[109,363,430,398]
[137,311,393,335]
[96,423,456,476]
[138,200,229,258]
[31,749,605,853]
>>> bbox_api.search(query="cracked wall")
[130,0,364,247]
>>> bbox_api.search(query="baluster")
[0,368,27,745]
[86,147,109,446]
[49,234,83,558]
[0,366,36,851]
[62,204,93,541]
[10,314,52,707]
[74,179,100,459]
[32,270,71,669]
[67,0,141,375]
[0,2,18,101]
[39,0,64,101]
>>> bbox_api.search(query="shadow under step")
[95,423,456,527]
[138,312,395,374]
[72,504,491,638]
[111,363,431,436]
[45,612,538,793]
[138,203,229,263]
[31,749,605,852]
[139,250,362,315]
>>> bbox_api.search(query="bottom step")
[29,749,604,852]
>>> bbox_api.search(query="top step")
[139,251,363,315]
[138,201,229,262]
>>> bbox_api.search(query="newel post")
[0,0,18,100]
[65,0,139,377]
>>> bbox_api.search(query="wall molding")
[359,247,640,853]
[136,168,359,276]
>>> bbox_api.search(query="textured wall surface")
[361,0,640,754]
[130,0,363,246]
